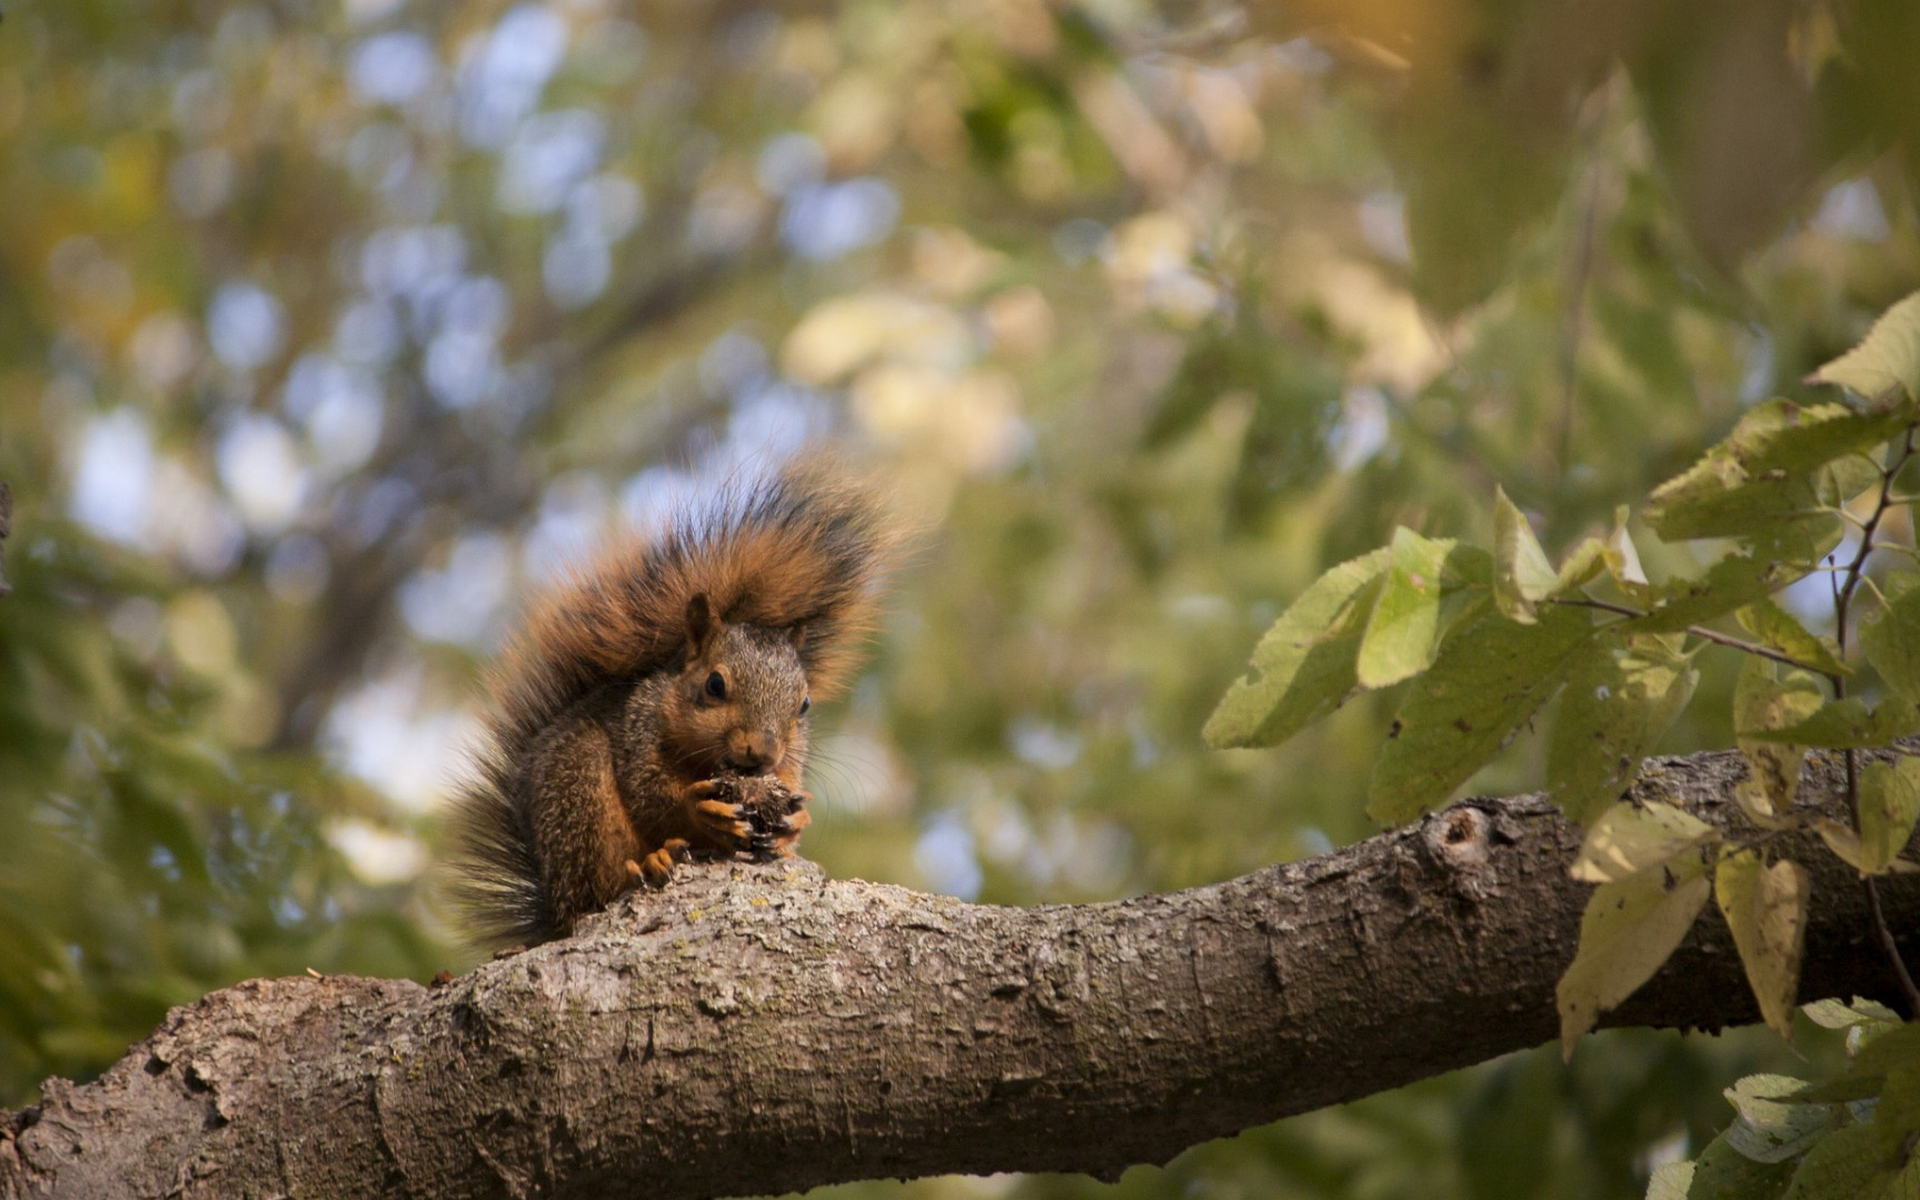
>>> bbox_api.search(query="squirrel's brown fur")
[445,458,899,947]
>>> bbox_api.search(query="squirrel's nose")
[725,731,774,773]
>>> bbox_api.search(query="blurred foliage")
[4,0,1920,1195]
[0,508,436,1092]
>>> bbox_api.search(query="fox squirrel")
[445,460,899,947]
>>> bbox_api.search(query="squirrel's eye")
[705,671,728,699]
[799,695,811,716]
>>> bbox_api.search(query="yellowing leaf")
[1369,605,1593,824]
[1808,289,1920,402]
[1550,636,1699,826]
[1733,658,1825,820]
[1603,510,1649,594]
[1645,1162,1693,1200]
[1572,801,1717,883]
[1204,549,1390,749]
[1493,487,1555,622]
[1558,854,1711,1055]
[1850,757,1920,876]
[1553,536,1609,594]
[1813,819,1872,874]
[1801,996,1901,1031]
[1809,818,1920,877]
[1715,853,1810,1041]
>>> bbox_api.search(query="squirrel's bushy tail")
[443,457,900,946]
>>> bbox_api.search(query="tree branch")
[3,746,1916,1199]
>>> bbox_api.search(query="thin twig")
[1833,431,1915,664]
[1833,426,1919,1010]
[1550,597,1834,675]
[1866,876,1920,1018]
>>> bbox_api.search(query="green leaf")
[1715,855,1810,1041]
[1736,398,1916,475]
[1631,553,1802,634]
[1557,851,1711,1054]
[1738,598,1848,678]
[1647,397,1911,544]
[1732,659,1825,823]
[1357,529,1484,689]
[1779,1121,1896,1200]
[1571,800,1717,883]
[1369,605,1594,824]
[1722,1074,1831,1164]
[1647,462,1823,545]
[1819,454,1885,507]
[1795,1025,1920,1104]
[1550,636,1699,825]
[1808,289,1920,402]
[1204,548,1390,749]
[1493,487,1556,623]
[1850,1022,1920,1079]
[1742,698,1920,750]
[1873,1064,1920,1152]
[1682,1132,1796,1200]
[1745,510,1849,568]
[1862,587,1920,706]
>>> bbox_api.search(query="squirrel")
[444,458,899,948]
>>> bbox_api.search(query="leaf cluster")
[0,518,443,1099]
[1209,292,1920,1196]
[1650,999,1920,1200]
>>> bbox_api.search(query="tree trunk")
[3,746,1914,1199]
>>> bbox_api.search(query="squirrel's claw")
[764,798,812,858]
[748,790,811,858]
[634,838,690,888]
[692,796,754,850]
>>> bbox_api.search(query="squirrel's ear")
[789,624,809,654]
[686,594,719,657]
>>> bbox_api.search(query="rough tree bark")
[2,747,1915,1200]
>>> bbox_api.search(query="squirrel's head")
[664,593,811,776]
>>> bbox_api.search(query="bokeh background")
[4,0,1919,1196]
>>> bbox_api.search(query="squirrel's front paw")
[751,790,811,858]
[629,838,691,888]
[687,779,754,851]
